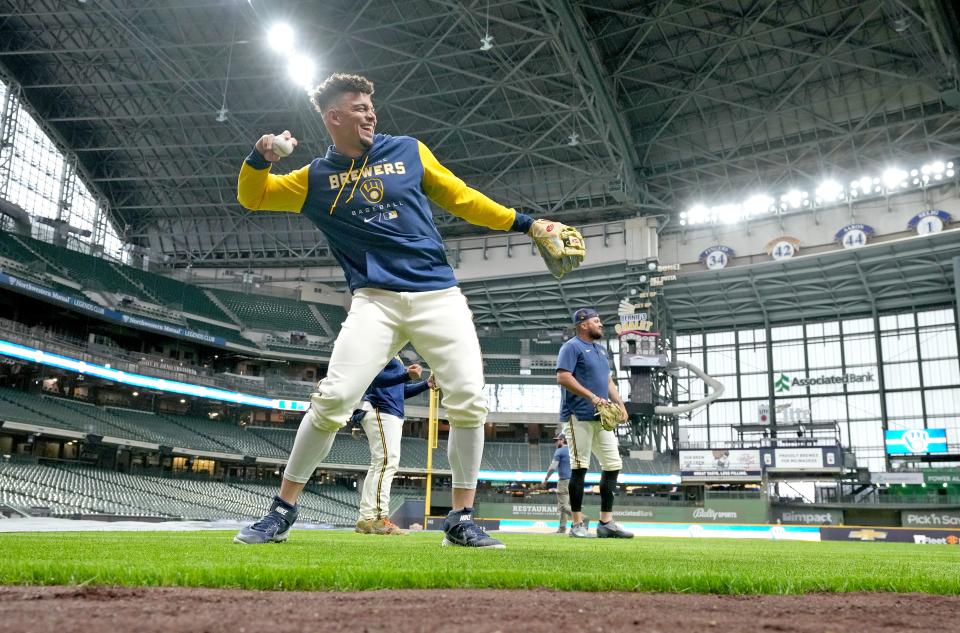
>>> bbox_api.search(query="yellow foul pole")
[425,380,440,525]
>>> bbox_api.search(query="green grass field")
[2,531,958,594]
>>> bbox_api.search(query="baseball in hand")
[272,135,294,157]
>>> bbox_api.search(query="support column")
[0,78,21,202]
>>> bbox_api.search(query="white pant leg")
[404,287,487,428]
[358,409,403,520]
[283,407,338,484]
[447,425,484,490]
[404,287,487,490]
[309,289,408,432]
[592,425,623,471]
[564,416,595,470]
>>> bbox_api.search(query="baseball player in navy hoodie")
[353,357,430,535]
[234,73,585,548]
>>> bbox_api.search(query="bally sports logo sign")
[774,371,875,392]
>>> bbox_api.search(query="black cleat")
[596,520,634,539]
[234,496,298,544]
[441,508,505,549]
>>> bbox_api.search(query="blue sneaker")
[441,508,505,549]
[234,496,298,544]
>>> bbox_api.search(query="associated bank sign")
[774,370,875,392]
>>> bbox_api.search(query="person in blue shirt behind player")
[234,73,585,549]
[542,431,576,534]
[556,308,633,539]
[352,356,431,536]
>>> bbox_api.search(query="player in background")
[233,73,585,548]
[542,432,574,534]
[556,308,633,539]
[353,357,431,535]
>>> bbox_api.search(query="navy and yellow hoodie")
[351,357,431,422]
[237,134,534,292]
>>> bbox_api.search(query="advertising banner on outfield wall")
[923,469,960,485]
[760,446,842,471]
[679,449,762,479]
[901,511,960,528]
[771,507,844,525]
[821,526,960,544]
[480,499,769,524]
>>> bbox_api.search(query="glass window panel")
[843,334,877,367]
[709,401,740,429]
[925,389,960,417]
[705,348,737,375]
[842,317,874,334]
[9,111,63,220]
[676,350,704,368]
[922,359,960,387]
[861,454,887,473]
[706,331,735,346]
[772,342,804,370]
[881,333,918,362]
[810,396,846,422]
[718,375,738,399]
[807,339,841,368]
[917,309,954,326]
[481,384,562,413]
[806,321,840,338]
[885,391,923,420]
[772,325,803,341]
[740,373,769,398]
[880,313,915,331]
[737,345,767,373]
[883,362,920,389]
[847,393,881,420]
[887,418,924,430]
[848,420,884,451]
[918,327,958,359]
[710,425,734,444]
[738,329,765,344]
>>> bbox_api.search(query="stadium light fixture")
[678,156,957,227]
[714,203,741,223]
[783,190,803,209]
[815,180,842,203]
[882,167,908,190]
[287,54,316,88]
[267,23,295,52]
[743,194,774,217]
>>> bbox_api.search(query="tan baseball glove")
[597,401,625,432]
[528,219,586,279]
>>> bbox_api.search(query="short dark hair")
[309,73,375,113]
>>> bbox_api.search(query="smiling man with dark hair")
[233,72,586,548]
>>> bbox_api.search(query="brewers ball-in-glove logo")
[359,179,385,204]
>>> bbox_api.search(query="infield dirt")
[1,586,956,633]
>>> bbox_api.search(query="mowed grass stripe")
[2,531,959,594]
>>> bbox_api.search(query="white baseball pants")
[284,286,487,489]
[564,415,623,471]
[358,408,403,521]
